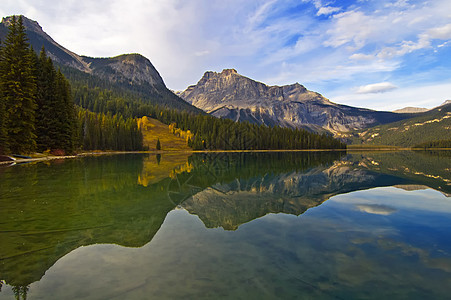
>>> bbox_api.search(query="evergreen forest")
[414,139,451,149]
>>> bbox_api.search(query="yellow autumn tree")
[168,123,193,145]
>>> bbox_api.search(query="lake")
[0,151,450,299]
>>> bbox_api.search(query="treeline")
[0,16,76,154]
[165,112,346,150]
[78,109,143,151]
[70,78,346,150]
[414,139,451,149]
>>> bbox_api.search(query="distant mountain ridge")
[393,107,429,113]
[393,100,451,114]
[0,15,200,113]
[180,69,410,135]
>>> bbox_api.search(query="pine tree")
[156,138,161,150]
[0,16,37,154]
[54,69,77,153]
[35,47,57,151]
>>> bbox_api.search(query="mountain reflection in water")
[0,151,450,299]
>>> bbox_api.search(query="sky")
[1,0,451,111]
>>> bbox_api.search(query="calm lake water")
[1,151,450,299]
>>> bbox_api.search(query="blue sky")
[1,0,451,110]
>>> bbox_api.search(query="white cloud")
[263,55,400,90]
[427,24,451,40]
[349,53,375,60]
[356,82,398,94]
[356,204,397,215]
[385,0,411,8]
[376,34,431,59]
[317,6,341,16]
[332,82,451,111]
[194,50,210,57]
[374,23,451,60]
[323,1,451,54]
[323,10,369,48]
[246,0,278,29]
[302,0,322,9]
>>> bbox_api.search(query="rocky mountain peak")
[179,69,408,134]
[2,15,43,34]
[221,68,238,76]
[180,68,329,111]
[82,53,165,86]
[282,82,308,95]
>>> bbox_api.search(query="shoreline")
[1,147,450,166]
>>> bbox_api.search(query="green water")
[0,151,450,299]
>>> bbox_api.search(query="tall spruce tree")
[34,47,57,151]
[54,69,77,153]
[0,16,37,154]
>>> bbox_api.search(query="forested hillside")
[138,117,191,151]
[60,64,202,115]
[351,103,451,147]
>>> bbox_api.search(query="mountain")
[0,15,200,113]
[393,107,429,113]
[179,69,411,135]
[393,101,451,114]
[351,102,451,146]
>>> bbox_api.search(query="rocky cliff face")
[180,69,408,134]
[83,54,165,87]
